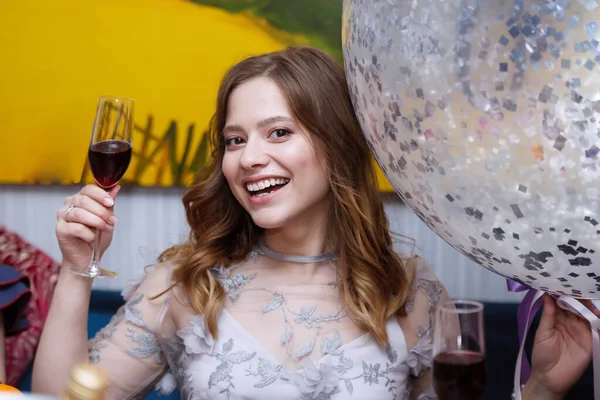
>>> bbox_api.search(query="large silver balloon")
[343,0,600,298]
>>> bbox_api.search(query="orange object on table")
[0,382,22,393]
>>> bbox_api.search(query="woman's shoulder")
[402,255,441,289]
[406,255,447,305]
[121,262,175,301]
[119,263,195,330]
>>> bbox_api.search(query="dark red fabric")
[0,226,60,386]
[0,264,32,336]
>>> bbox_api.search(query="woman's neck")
[258,228,337,278]
[261,208,338,257]
[258,194,339,265]
[262,227,332,257]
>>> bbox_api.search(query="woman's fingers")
[59,186,118,228]
[56,184,121,245]
[538,294,558,333]
[56,184,120,237]
[79,184,117,208]
[579,299,600,320]
[70,194,117,227]
[106,184,121,201]
[60,204,114,232]
[56,218,97,243]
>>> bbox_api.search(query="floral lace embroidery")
[88,310,123,364]
[211,250,260,302]
[404,276,443,341]
[402,269,443,400]
[173,320,345,400]
[211,261,346,369]
[291,358,341,400]
[177,314,215,355]
[169,312,412,400]
[245,358,284,388]
[88,294,164,365]
[208,262,403,400]
[158,334,194,397]
[294,305,345,330]
[159,256,443,399]
[404,336,434,377]
[208,339,257,391]
[316,329,402,397]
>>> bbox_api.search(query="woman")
[33,47,595,399]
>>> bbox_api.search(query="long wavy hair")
[158,46,410,346]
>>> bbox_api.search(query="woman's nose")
[239,138,269,169]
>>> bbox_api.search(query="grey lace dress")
[88,249,447,400]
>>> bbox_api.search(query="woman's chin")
[248,211,288,230]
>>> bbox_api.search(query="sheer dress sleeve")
[398,257,450,400]
[87,265,174,399]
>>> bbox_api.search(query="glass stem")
[88,227,102,276]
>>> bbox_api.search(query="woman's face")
[221,77,331,230]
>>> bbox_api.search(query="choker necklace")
[256,239,337,263]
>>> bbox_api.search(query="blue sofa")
[17,291,594,399]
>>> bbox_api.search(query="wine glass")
[432,300,486,400]
[69,96,134,278]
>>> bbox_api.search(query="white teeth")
[246,178,289,192]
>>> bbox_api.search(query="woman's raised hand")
[55,184,120,269]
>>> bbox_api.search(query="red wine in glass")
[88,140,132,188]
[433,350,486,400]
[433,300,486,400]
[68,96,134,279]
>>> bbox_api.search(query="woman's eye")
[225,137,245,146]
[269,128,291,139]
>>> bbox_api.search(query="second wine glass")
[432,300,486,400]
[69,96,134,279]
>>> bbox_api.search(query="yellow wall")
[0,0,393,191]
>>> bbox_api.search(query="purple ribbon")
[506,279,544,384]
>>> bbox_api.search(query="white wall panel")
[0,185,523,302]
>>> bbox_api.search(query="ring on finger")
[65,204,76,222]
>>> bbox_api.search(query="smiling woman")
[221,77,331,230]
[33,46,442,400]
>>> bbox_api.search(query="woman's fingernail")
[104,197,114,207]
[105,224,114,232]
[109,215,118,225]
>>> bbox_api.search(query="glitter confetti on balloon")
[343,0,600,298]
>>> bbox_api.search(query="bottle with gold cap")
[59,363,108,400]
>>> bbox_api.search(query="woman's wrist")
[57,263,95,290]
[521,378,564,400]
[60,261,94,278]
